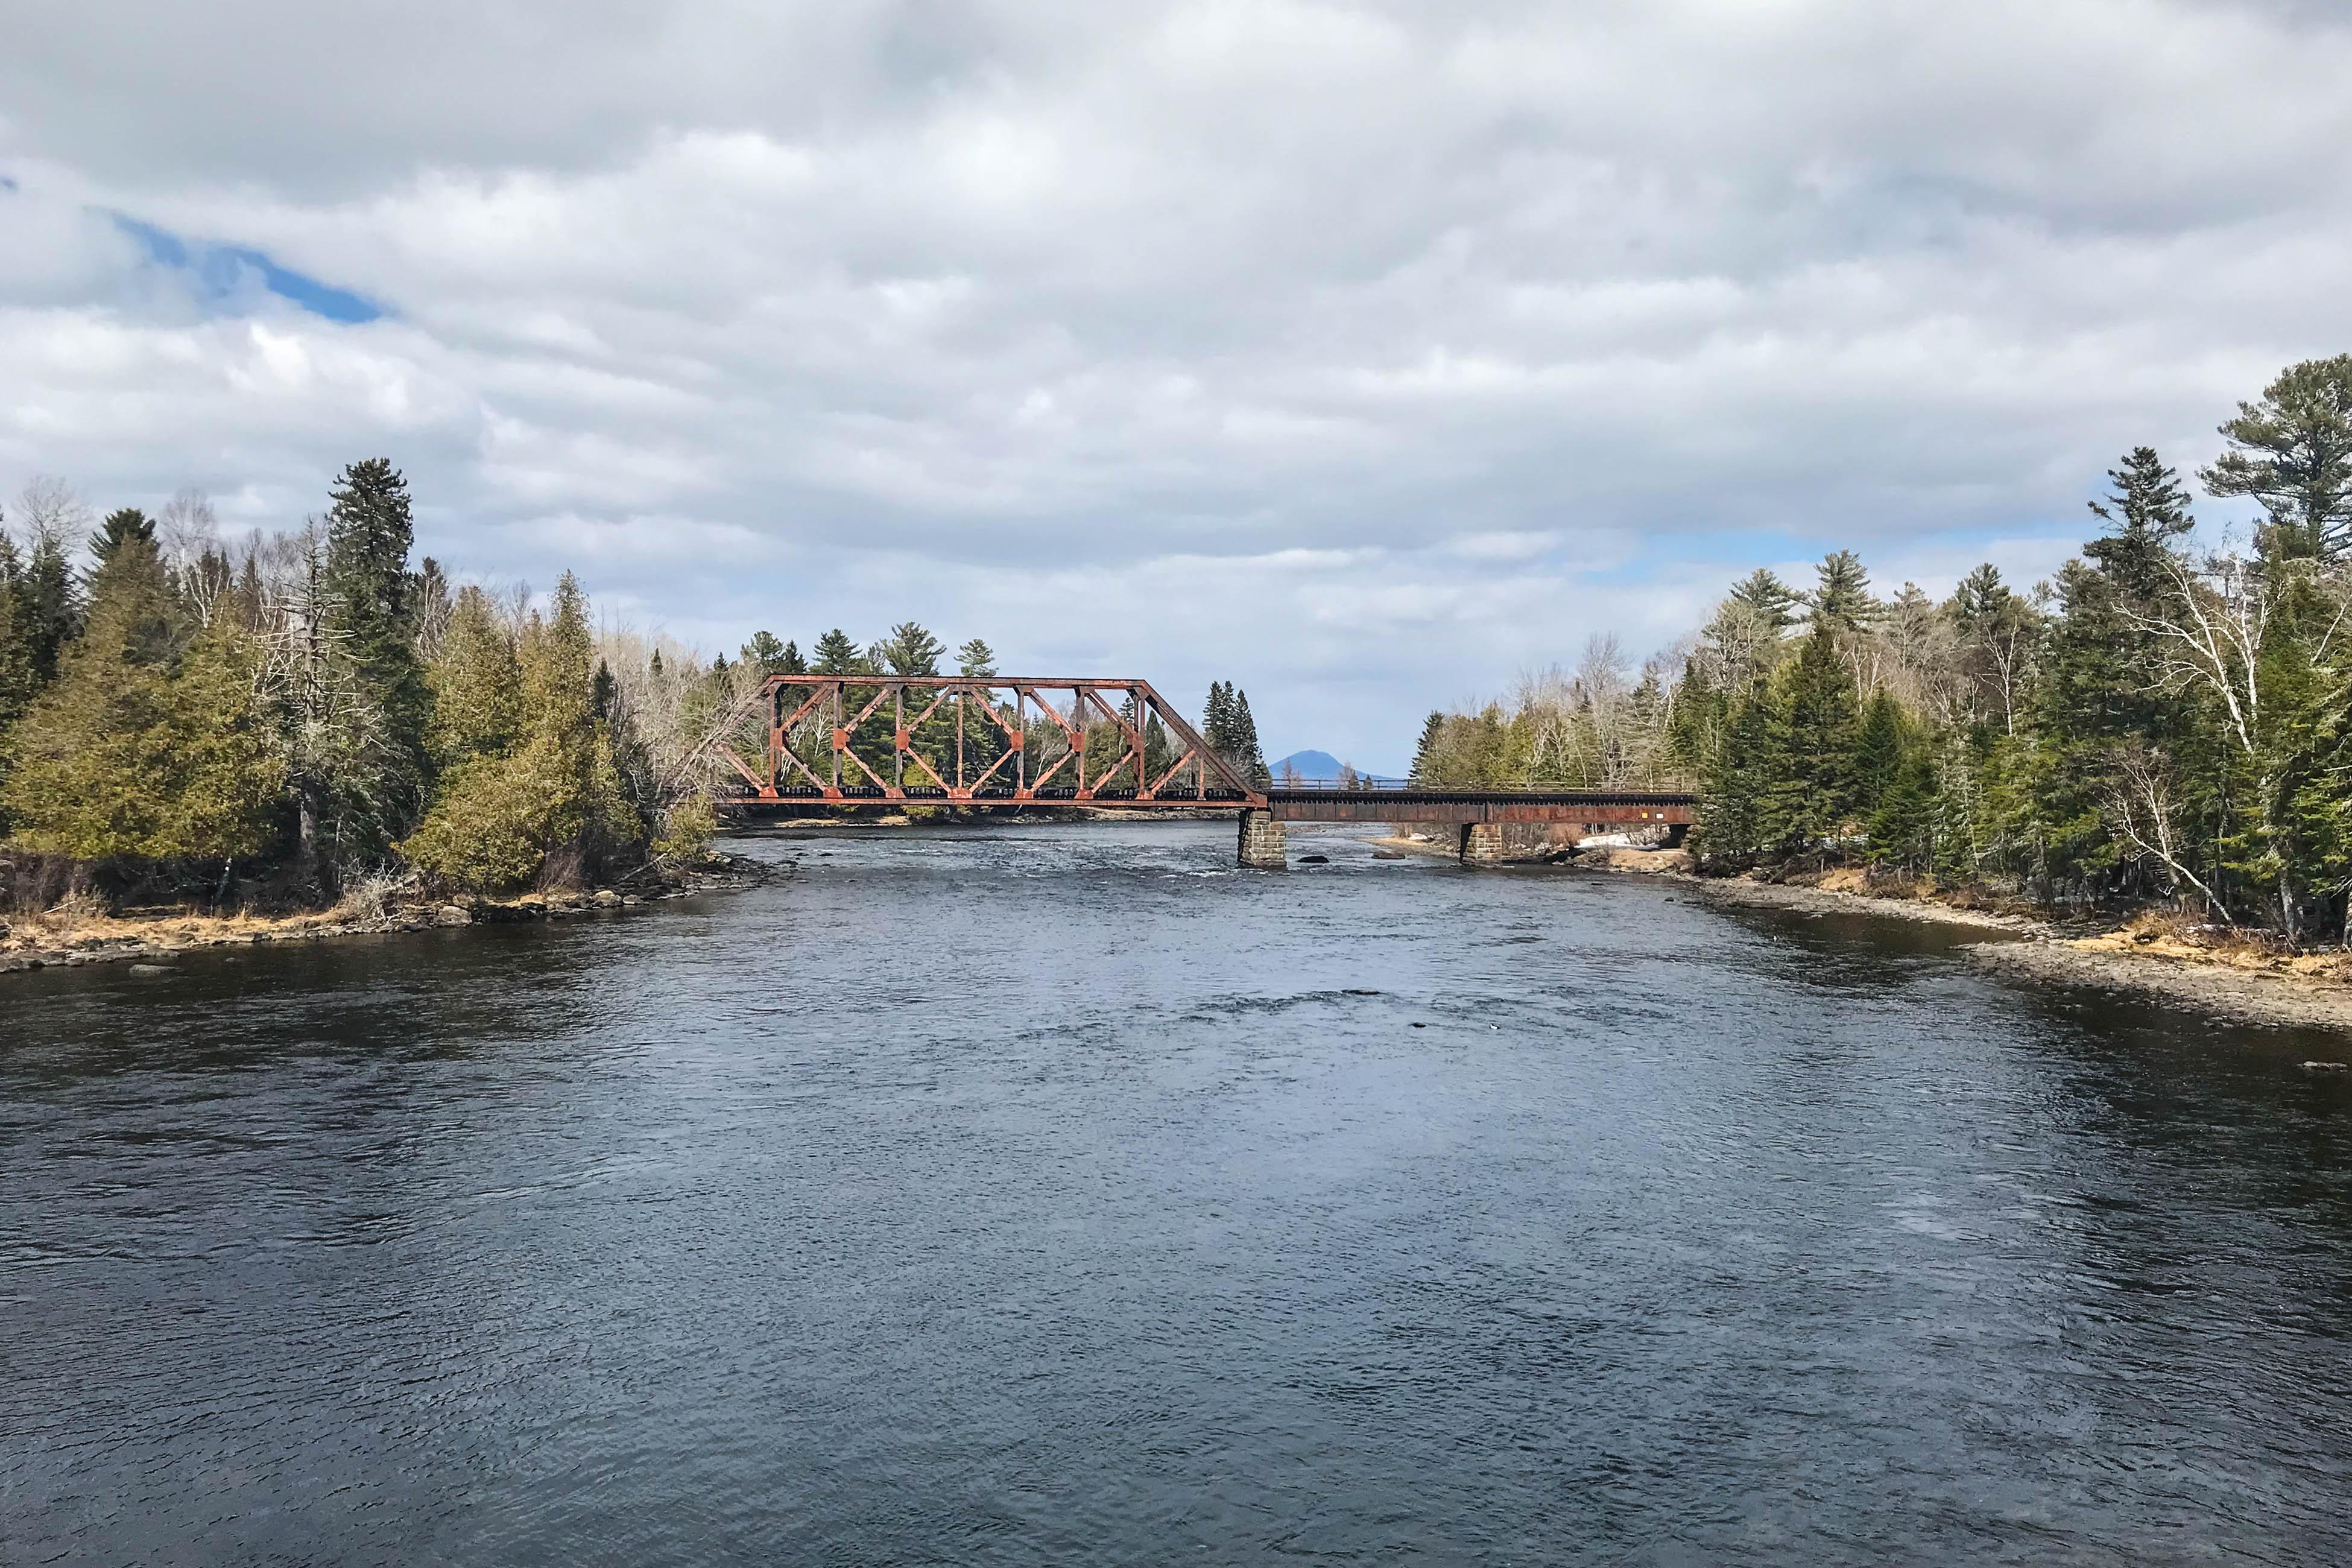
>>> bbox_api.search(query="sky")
[5,2,2352,774]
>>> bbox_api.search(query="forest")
[1412,353,2352,942]
[0,460,1269,909]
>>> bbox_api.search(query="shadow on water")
[8,821,2352,1565]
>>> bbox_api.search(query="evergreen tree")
[1761,627,1862,852]
[0,536,279,861]
[1853,689,1908,819]
[323,458,430,845]
[2202,354,2352,560]
[0,531,33,742]
[1230,689,1269,788]
[811,628,864,674]
[1809,550,1880,631]
[741,630,790,674]
[1408,709,1444,785]
[1667,657,1727,777]
[425,586,523,769]
[956,638,996,678]
[1695,679,1777,859]
[778,639,808,675]
[89,508,156,573]
[1868,748,1941,875]
[2086,447,2194,594]
[1947,563,2038,734]
[403,574,639,892]
[21,519,81,682]
[410,557,454,658]
[1203,681,1234,756]
[877,621,944,676]
[1727,568,1801,634]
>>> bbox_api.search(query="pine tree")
[410,557,454,659]
[1761,626,1862,852]
[1853,689,1908,820]
[2202,354,2352,561]
[741,630,790,674]
[956,638,997,678]
[1727,569,1801,634]
[1947,563,2038,734]
[1230,689,1269,788]
[1203,681,1234,756]
[323,458,430,845]
[877,621,944,676]
[1408,710,1444,785]
[89,508,156,573]
[1666,658,1727,780]
[811,628,864,674]
[2086,447,2193,586]
[778,639,808,675]
[22,520,81,682]
[1695,679,1777,860]
[0,531,33,742]
[1809,549,1880,631]
[1204,677,1242,757]
[1869,748,1940,876]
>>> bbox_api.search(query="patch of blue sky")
[112,213,383,324]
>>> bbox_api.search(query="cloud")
[4,1,2351,768]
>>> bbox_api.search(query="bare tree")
[15,475,92,548]
[2123,548,2352,935]
[154,488,219,571]
[2101,741,2233,923]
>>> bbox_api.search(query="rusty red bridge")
[711,675,1694,867]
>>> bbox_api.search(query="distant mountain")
[1271,748,1343,779]
[1269,750,1401,785]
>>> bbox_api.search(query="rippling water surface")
[8,822,2352,1564]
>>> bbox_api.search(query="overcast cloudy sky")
[6,1,2352,771]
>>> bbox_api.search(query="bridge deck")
[1264,789,1693,826]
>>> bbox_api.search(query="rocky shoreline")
[0,853,773,978]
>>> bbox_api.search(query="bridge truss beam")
[715,675,1265,808]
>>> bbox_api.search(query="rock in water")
[2302,1060,2350,1074]
[593,888,624,909]
[435,905,472,927]
[1298,854,1330,864]
[127,963,175,975]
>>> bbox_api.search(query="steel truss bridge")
[710,675,1693,865]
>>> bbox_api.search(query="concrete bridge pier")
[1461,823,1556,864]
[1238,809,1288,868]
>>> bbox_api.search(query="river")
[6,821,2352,1564]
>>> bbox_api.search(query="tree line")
[0,461,1272,907]
[1414,353,2352,943]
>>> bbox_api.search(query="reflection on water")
[6,823,2352,1565]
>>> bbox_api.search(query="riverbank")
[1584,847,2352,1039]
[0,852,773,977]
